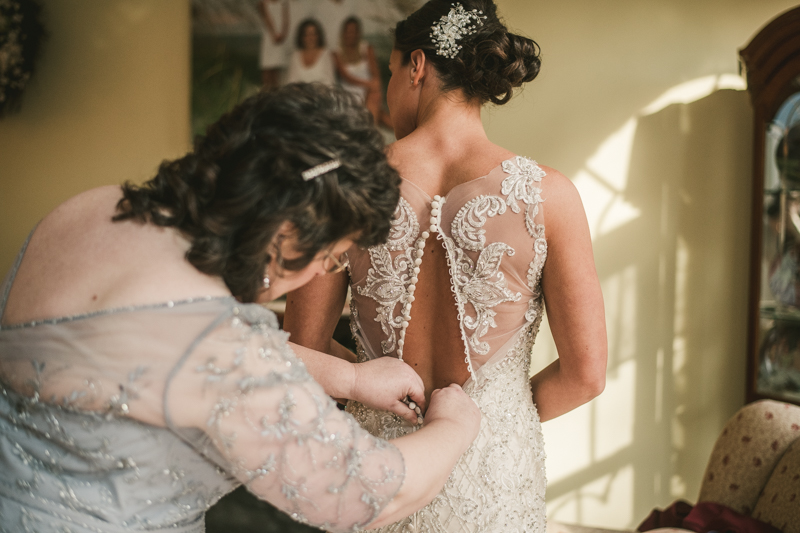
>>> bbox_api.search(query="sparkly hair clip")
[430,3,486,59]
[301,158,341,181]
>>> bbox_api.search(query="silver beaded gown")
[345,156,548,533]
[0,236,405,532]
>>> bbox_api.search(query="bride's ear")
[409,49,426,86]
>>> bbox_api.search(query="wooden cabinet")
[742,7,800,405]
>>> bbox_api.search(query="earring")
[263,275,270,289]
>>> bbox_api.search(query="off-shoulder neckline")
[0,295,237,331]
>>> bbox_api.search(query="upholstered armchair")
[549,400,800,533]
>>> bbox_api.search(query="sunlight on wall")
[537,73,751,528]
[574,74,747,242]
[642,74,748,116]
[549,465,636,528]
[596,360,637,461]
[573,119,641,238]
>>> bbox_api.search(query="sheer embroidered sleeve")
[164,304,404,532]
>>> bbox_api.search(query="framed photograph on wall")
[191,0,421,139]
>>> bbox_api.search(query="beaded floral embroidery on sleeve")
[175,304,405,532]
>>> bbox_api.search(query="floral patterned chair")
[548,400,800,533]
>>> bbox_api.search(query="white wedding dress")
[345,156,549,533]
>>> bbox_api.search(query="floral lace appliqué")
[451,195,506,251]
[386,197,420,251]
[502,156,548,323]
[444,195,521,356]
[501,156,546,239]
[357,198,419,355]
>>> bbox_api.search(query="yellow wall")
[485,0,800,528]
[0,0,190,274]
[1,0,799,529]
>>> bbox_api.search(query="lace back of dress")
[347,156,548,375]
[345,155,551,533]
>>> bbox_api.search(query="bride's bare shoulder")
[537,164,573,194]
[535,164,591,237]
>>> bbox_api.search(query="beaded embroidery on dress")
[346,156,548,533]
[0,237,404,532]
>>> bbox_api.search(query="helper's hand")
[423,384,481,450]
[349,357,425,425]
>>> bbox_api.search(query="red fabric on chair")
[637,500,693,530]
[638,500,783,533]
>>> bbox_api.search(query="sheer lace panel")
[348,156,547,372]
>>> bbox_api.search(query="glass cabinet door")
[741,6,800,406]
[757,92,800,403]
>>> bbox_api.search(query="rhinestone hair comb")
[301,159,341,181]
[430,3,486,59]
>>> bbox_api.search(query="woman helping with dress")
[284,1,608,531]
[0,84,481,532]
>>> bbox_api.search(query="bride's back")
[348,133,549,399]
[394,132,520,391]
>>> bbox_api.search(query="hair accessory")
[301,158,341,181]
[430,3,486,59]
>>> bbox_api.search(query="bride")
[284,1,607,531]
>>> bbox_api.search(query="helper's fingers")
[406,377,426,412]
[391,400,419,425]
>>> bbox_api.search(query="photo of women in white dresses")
[192,0,411,138]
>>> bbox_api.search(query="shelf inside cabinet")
[764,187,800,195]
[760,303,800,323]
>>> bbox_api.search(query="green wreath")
[0,0,45,118]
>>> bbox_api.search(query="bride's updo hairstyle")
[113,83,400,302]
[394,0,540,105]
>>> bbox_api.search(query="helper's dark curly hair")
[394,0,541,105]
[113,83,400,303]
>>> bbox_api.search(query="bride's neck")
[414,91,487,145]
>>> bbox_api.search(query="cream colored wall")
[0,0,190,275]
[485,0,799,529]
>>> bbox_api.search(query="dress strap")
[0,224,38,325]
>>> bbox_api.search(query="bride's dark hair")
[113,83,400,303]
[394,0,541,105]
